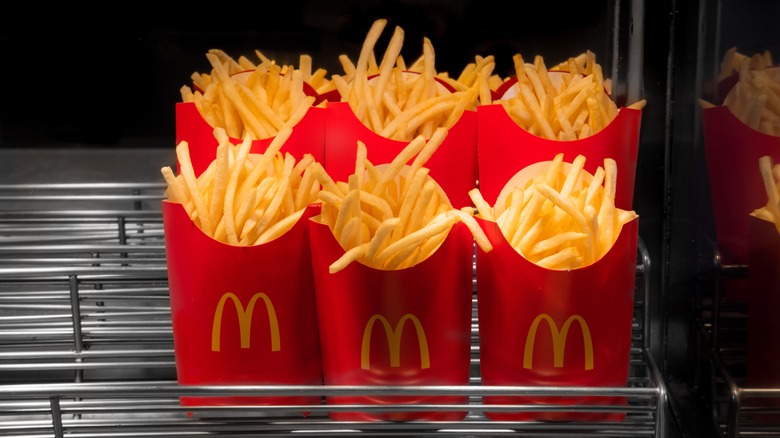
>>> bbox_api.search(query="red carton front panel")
[163,201,323,408]
[324,101,477,209]
[476,218,638,421]
[477,105,642,210]
[309,219,473,421]
[702,105,780,265]
[747,217,780,422]
[175,102,326,177]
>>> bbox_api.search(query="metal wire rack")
[697,244,780,438]
[0,183,668,437]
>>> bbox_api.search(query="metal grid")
[697,246,780,437]
[0,183,668,437]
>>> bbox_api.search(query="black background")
[1,1,610,148]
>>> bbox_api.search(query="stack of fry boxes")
[164,18,645,422]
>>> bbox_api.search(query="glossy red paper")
[747,217,780,421]
[476,104,642,210]
[701,105,780,265]
[308,219,473,421]
[475,217,638,421]
[163,201,323,408]
[175,102,326,177]
[323,101,477,209]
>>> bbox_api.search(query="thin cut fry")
[467,154,637,270]
[312,136,493,272]
[162,131,323,246]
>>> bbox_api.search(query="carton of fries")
[324,19,479,208]
[161,134,324,408]
[307,136,492,421]
[700,48,780,268]
[177,49,336,176]
[470,155,639,421]
[477,51,644,210]
[746,156,780,421]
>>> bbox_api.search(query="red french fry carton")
[323,100,478,209]
[308,218,474,422]
[175,101,326,177]
[476,216,638,421]
[747,216,780,421]
[162,201,324,408]
[701,105,780,266]
[477,99,642,210]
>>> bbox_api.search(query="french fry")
[161,130,323,246]
[468,154,637,270]
[496,51,646,140]
[313,134,493,273]
[700,47,780,136]
[751,155,780,234]
[180,49,335,141]
[337,19,481,141]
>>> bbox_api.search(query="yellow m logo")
[523,314,593,370]
[211,292,280,352]
[361,314,430,370]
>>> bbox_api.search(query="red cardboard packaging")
[308,218,474,422]
[477,104,642,210]
[702,105,780,266]
[175,101,326,177]
[476,216,638,421]
[163,201,323,408]
[323,101,478,209]
[746,216,780,421]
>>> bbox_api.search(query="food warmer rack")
[0,182,668,437]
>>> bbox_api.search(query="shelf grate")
[0,183,668,437]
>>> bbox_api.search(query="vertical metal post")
[728,387,741,438]
[133,188,142,211]
[627,0,646,105]
[712,250,722,349]
[49,395,64,438]
[639,238,652,350]
[118,216,128,264]
[611,0,622,89]
[68,275,84,383]
[118,216,127,245]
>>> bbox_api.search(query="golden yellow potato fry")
[752,155,780,234]
[183,48,333,140]
[161,131,323,246]
[707,48,780,136]
[338,19,480,141]
[311,136,493,273]
[496,51,645,140]
[469,154,637,270]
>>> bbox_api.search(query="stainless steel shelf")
[0,183,668,437]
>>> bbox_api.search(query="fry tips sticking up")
[161,128,323,246]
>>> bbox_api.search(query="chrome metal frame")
[0,183,668,437]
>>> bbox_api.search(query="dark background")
[0,1,610,148]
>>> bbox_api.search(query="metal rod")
[49,395,64,438]
[0,382,660,398]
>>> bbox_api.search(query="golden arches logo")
[211,292,280,352]
[523,314,593,370]
[361,314,430,370]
